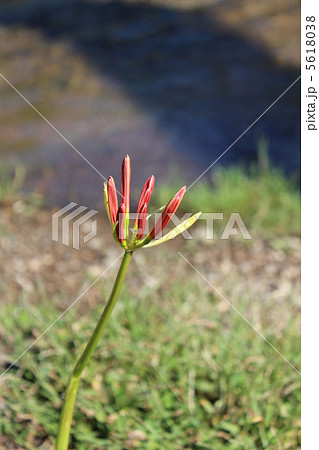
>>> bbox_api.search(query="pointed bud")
[107,176,118,225]
[134,175,155,228]
[147,174,155,195]
[116,203,126,243]
[136,175,155,214]
[134,187,151,228]
[143,188,152,206]
[137,203,148,239]
[121,155,131,214]
[149,186,186,240]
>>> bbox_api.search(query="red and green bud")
[149,186,186,240]
[104,156,199,250]
[107,176,118,225]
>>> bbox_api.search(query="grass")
[0,276,300,449]
[0,164,42,209]
[153,159,300,238]
[0,165,25,204]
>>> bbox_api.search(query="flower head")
[104,155,201,251]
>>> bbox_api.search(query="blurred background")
[0,0,300,207]
[0,0,300,449]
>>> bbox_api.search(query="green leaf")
[112,221,124,248]
[103,182,113,228]
[143,212,201,248]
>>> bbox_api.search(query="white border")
[301,1,319,448]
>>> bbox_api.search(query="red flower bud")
[121,155,131,214]
[105,156,199,250]
[136,175,155,214]
[149,186,186,240]
[134,175,155,229]
[107,176,118,225]
[116,203,126,243]
[136,203,148,239]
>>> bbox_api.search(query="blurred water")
[0,0,300,207]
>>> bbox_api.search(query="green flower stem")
[55,251,133,450]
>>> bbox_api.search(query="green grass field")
[0,277,300,449]
[154,169,300,239]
